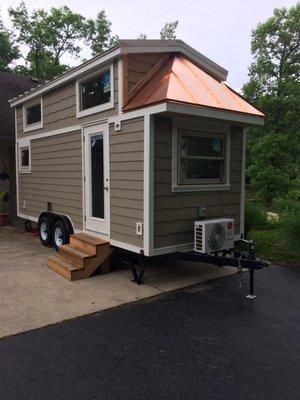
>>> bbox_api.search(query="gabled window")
[76,65,114,118]
[23,98,43,132]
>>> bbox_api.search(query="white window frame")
[18,144,31,174]
[76,64,114,119]
[172,126,231,192]
[23,98,43,133]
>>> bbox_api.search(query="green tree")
[137,33,147,40]
[0,16,20,71]
[160,20,179,39]
[87,11,119,56]
[9,2,87,79]
[243,4,300,204]
[248,133,293,205]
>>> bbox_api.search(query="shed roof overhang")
[124,54,264,126]
[9,40,227,108]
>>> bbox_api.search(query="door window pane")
[90,134,104,218]
[81,70,111,110]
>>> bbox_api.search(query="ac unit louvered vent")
[195,224,203,252]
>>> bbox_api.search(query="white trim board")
[240,128,246,238]
[10,47,121,107]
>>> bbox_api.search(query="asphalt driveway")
[0,225,236,338]
[0,265,299,400]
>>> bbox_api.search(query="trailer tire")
[38,216,53,246]
[52,219,69,251]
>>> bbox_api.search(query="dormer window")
[23,98,43,132]
[76,65,114,118]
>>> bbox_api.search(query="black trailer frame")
[130,239,269,299]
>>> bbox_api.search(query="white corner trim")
[118,57,123,115]
[10,47,120,107]
[109,239,142,255]
[15,109,20,218]
[22,97,43,133]
[240,128,246,237]
[76,64,114,119]
[143,114,150,256]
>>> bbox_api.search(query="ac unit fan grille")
[208,223,226,250]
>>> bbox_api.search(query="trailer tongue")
[130,239,269,299]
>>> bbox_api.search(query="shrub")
[244,202,268,236]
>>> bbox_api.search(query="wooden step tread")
[47,255,81,272]
[60,244,94,259]
[71,233,109,246]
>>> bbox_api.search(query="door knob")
[104,186,109,191]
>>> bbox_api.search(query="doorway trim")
[82,122,110,237]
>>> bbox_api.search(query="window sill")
[19,168,31,174]
[172,183,230,192]
[76,100,114,119]
[23,122,43,133]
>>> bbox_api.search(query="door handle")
[104,186,109,191]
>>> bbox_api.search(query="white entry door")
[84,123,110,236]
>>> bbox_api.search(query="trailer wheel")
[52,220,69,251]
[38,216,52,246]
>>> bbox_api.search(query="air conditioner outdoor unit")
[194,218,235,253]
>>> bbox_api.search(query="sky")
[1,0,297,89]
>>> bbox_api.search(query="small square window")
[19,147,30,172]
[176,130,227,187]
[26,103,41,125]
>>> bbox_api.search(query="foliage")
[247,132,293,204]
[243,4,300,205]
[245,199,300,264]
[9,2,87,79]
[137,33,147,40]
[0,16,20,71]
[160,20,179,39]
[244,201,268,236]
[86,11,119,56]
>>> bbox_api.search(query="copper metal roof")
[124,54,264,117]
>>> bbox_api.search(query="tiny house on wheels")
[9,40,264,281]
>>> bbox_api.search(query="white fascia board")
[9,48,121,108]
[119,40,228,81]
[166,102,265,126]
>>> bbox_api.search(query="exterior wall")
[109,117,144,248]
[16,60,119,138]
[153,116,243,249]
[126,53,163,91]
[18,131,83,229]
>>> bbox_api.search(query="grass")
[244,197,300,265]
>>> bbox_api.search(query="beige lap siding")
[16,60,119,137]
[18,131,83,229]
[109,117,144,249]
[154,116,242,249]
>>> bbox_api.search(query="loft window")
[23,98,43,132]
[26,103,41,125]
[80,69,111,111]
[177,130,226,185]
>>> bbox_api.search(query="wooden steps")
[46,233,114,281]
